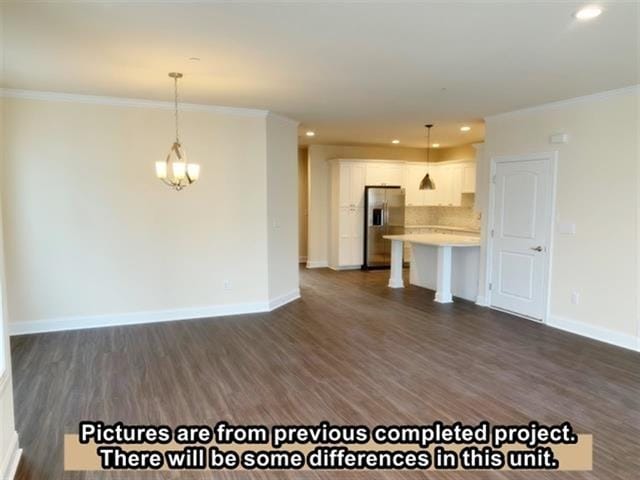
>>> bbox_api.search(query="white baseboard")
[9,290,301,336]
[475,295,489,307]
[0,429,21,480]
[306,260,328,268]
[268,289,301,310]
[548,315,639,352]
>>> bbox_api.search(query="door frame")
[484,151,558,324]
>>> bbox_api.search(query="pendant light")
[155,72,201,191]
[419,124,435,190]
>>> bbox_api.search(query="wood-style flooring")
[11,267,640,479]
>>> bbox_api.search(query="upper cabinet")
[338,162,366,208]
[366,163,405,187]
[405,161,474,207]
[462,163,476,193]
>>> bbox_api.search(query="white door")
[490,155,554,320]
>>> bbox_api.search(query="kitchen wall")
[482,86,639,350]
[1,93,299,334]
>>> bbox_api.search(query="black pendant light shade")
[419,124,436,190]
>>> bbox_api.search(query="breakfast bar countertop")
[383,233,481,248]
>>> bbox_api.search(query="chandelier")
[155,72,201,190]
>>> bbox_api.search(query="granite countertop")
[404,224,481,234]
[384,233,481,247]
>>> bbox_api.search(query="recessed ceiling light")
[575,6,602,20]
[432,143,440,148]
[305,131,315,137]
[392,139,400,144]
[460,126,471,132]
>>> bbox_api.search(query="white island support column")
[388,239,404,288]
[383,233,481,303]
[435,245,453,303]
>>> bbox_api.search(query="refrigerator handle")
[382,202,388,226]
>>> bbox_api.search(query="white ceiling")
[2,1,638,147]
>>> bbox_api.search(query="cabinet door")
[338,207,352,265]
[385,165,405,187]
[349,164,366,208]
[350,208,364,266]
[405,164,427,206]
[462,163,476,193]
[448,165,464,207]
[339,164,351,208]
[366,164,404,186]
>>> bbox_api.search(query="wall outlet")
[223,280,232,290]
[571,291,580,305]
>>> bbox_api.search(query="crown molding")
[266,111,300,127]
[0,88,270,118]
[485,84,640,121]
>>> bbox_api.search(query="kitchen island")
[383,233,481,303]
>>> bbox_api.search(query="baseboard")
[475,295,489,307]
[548,315,639,352]
[0,429,21,480]
[9,292,300,336]
[268,289,301,310]
[306,260,328,268]
[298,256,308,263]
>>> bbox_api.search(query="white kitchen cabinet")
[404,164,428,206]
[337,207,364,267]
[462,163,476,193]
[338,163,366,208]
[330,160,367,269]
[366,163,404,187]
[425,164,463,207]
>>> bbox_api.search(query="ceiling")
[2,1,638,147]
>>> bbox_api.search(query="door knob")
[530,246,544,252]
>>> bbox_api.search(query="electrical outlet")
[571,291,580,305]
[223,280,231,290]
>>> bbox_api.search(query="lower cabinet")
[337,207,364,268]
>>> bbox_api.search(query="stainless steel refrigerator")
[363,186,405,269]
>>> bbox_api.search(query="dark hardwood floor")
[11,267,640,479]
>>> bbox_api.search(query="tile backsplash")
[405,193,481,231]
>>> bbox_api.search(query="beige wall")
[482,88,639,345]
[298,147,308,262]
[306,144,429,266]
[0,3,21,475]
[435,143,475,162]
[266,114,299,302]
[2,95,298,332]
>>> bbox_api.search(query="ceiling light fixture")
[392,139,400,144]
[460,126,471,132]
[575,6,602,20]
[432,143,440,148]
[419,124,436,191]
[306,131,315,137]
[155,72,200,191]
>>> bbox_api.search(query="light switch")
[550,133,569,144]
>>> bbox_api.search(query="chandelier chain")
[174,75,179,143]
